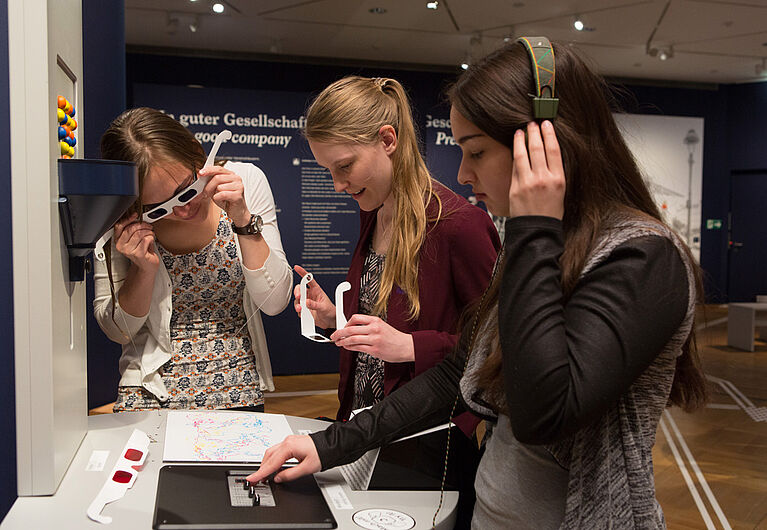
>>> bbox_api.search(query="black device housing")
[57,158,138,281]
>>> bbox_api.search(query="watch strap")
[231,214,263,235]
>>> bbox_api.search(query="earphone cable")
[432,246,505,528]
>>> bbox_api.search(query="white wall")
[615,113,704,261]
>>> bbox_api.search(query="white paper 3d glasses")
[300,273,350,342]
[87,428,150,524]
[94,129,232,261]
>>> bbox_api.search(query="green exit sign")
[706,219,722,229]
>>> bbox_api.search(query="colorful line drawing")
[163,411,295,462]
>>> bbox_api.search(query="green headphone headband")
[516,36,559,119]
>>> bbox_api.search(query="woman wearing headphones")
[249,40,707,529]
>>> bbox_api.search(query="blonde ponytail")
[305,77,442,320]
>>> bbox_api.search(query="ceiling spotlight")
[212,2,224,13]
[461,35,481,70]
[659,45,674,61]
[460,49,472,70]
[573,17,584,31]
[649,45,673,61]
[756,58,767,76]
[426,1,439,9]
[269,39,283,54]
[189,17,198,32]
[503,25,515,43]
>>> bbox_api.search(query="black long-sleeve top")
[311,216,689,469]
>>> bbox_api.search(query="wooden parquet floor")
[654,305,767,529]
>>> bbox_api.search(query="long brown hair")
[99,107,206,329]
[449,42,707,412]
[101,107,206,213]
[305,77,441,320]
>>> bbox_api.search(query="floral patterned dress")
[114,210,262,411]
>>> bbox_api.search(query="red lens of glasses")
[112,470,133,484]
[124,448,143,461]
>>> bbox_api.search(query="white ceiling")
[125,0,767,85]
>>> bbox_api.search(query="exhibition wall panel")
[726,82,767,171]
[82,0,127,428]
[0,0,18,519]
[83,51,761,405]
[125,53,742,306]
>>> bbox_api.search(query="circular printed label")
[352,508,416,530]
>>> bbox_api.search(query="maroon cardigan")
[336,182,501,435]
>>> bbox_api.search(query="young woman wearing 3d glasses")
[93,107,292,412]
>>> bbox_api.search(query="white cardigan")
[93,162,292,400]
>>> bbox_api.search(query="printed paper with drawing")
[163,410,295,463]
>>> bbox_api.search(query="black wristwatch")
[231,214,263,236]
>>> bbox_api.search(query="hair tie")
[372,77,388,90]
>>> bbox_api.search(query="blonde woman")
[296,76,500,427]
[296,77,500,526]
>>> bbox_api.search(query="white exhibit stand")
[8,0,88,496]
[727,302,767,352]
[1,412,458,529]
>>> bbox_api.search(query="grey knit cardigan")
[461,214,697,529]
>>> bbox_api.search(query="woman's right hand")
[114,213,160,273]
[293,265,337,329]
[509,121,565,220]
[245,434,321,484]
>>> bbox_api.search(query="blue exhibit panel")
[0,0,17,519]
[424,113,473,200]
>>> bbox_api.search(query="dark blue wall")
[125,52,744,302]
[83,0,126,409]
[125,52,457,133]
[0,0,17,521]
[80,53,462,407]
[81,51,767,407]
[726,82,767,171]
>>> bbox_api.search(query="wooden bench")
[727,302,767,351]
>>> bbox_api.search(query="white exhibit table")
[1,411,457,529]
[727,302,767,351]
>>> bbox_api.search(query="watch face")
[254,215,263,232]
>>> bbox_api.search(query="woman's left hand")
[509,120,566,220]
[200,165,252,227]
[330,315,415,362]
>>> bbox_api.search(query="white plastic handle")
[335,282,351,329]
[94,228,114,262]
[204,129,232,168]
